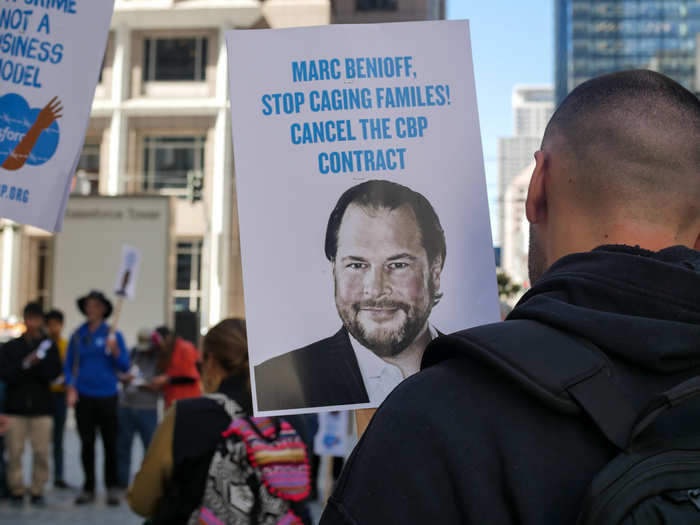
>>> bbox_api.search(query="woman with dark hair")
[128,318,306,524]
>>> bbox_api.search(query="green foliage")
[497,270,522,300]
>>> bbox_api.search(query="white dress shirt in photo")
[349,326,438,405]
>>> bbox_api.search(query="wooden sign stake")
[355,408,377,438]
[110,295,125,335]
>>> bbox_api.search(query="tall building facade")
[502,162,533,288]
[331,0,445,23]
[512,86,555,136]
[497,85,554,253]
[555,0,700,103]
[0,0,330,336]
[0,0,446,339]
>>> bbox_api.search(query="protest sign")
[313,412,350,458]
[0,1,114,231]
[227,21,499,416]
[110,244,142,351]
[114,244,142,299]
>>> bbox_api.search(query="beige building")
[501,162,532,289]
[0,0,330,338]
[331,0,444,23]
[497,85,553,252]
[0,0,446,339]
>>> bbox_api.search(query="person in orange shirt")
[149,327,201,408]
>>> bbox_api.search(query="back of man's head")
[45,309,64,324]
[529,70,700,274]
[23,301,44,320]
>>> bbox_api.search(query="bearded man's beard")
[336,283,435,358]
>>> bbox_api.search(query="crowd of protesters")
[0,291,326,522]
[0,289,206,508]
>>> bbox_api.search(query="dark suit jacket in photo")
[254,328,369,411]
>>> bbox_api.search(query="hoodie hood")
[509,245,700,374]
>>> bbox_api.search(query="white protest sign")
[0,1,114,231]
[313,412,349,458]
[114,244,142,299]
[227,21,499,416]
[35,338,52,359]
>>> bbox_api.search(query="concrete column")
[107,24,131,195]
[205,26,232,328]
[0,221,20,318]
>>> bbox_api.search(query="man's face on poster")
[333,203,442,358]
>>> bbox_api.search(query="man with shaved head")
[320,70,700,524]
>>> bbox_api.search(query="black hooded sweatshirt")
[320,245,700,525]
[0,334,62,416]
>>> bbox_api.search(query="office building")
[501,162,533,288]
[555,0,700,103]
[0,0,330,337]
[332,0,445,24]
[0,0,448,338]
[497,85,553,253]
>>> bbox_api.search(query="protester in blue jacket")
[64,290,129,506]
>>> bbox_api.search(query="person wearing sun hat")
[64,290,130,506]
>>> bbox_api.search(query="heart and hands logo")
[0,93,62,171]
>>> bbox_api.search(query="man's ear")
[526,150,548,224]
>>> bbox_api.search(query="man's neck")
[87,320,102,332]
[382,323,432,378]
[548,212,699,267]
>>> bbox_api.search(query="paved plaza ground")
[0,422,324,524]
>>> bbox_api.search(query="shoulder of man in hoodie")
[322,245,700,525]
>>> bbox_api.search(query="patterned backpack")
[188,393,311,525]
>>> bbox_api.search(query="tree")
[497,270,522,300]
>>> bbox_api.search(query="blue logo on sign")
[0,93,61,169]
[323,434,341,448]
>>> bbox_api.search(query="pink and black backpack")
[189,393,311,525]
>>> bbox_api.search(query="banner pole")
[110,295,124,334]
[322,455,335,504]
[105,295,125,356]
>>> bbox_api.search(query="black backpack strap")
[204,393,246,422]
[630,375,700,441]
[424,319,638,449]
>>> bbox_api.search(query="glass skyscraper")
[555,0,700,103]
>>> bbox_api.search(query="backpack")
[188,393,311,525]
[424,319,700,524]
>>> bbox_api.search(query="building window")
[356,0,398,11]
[35,239,52,311]
[142,136,205,194]
[174,240,202,317]
[73,143,100,195]
[143,37,207,81]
